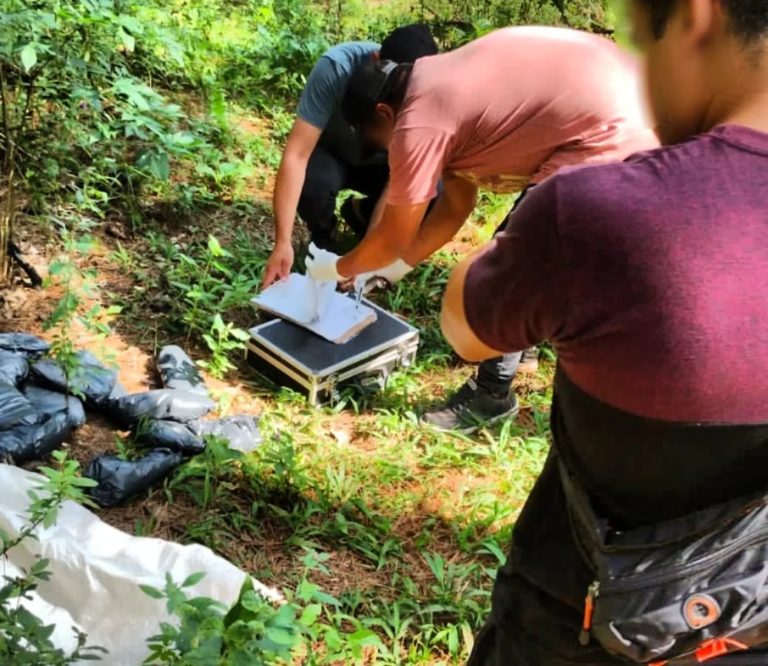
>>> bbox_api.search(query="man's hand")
[261,242,294,289]
[374,258,413,284]
[355,258,414,292]
[306,243,344,282]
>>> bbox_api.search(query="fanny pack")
[559,460,768,664]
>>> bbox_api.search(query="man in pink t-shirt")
[306,27,658,432]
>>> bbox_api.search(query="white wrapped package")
[0,463,280,664]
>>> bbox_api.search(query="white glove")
[305,243,342,283]
[375,258,413,284]
[355,258,413,292]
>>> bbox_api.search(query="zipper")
[602,527,768,595]
[577,528,768,646]
[579,581,600,646]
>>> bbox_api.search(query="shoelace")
[446,378,479,412]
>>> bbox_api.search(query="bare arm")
[336,176,477,277]
[442,179,568,362]
[262,118,322,288]
[441,252,504,362]
[366,182,389,234]
[337,201,428,278]
[402,176,478,266]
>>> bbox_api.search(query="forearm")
[402,204,469,266]
[335,198,427,277]
[366,183,390,234]
[337,220,410,277]
[272,152,308,246]
[403,179,477,265]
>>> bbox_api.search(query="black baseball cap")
[380,23,438,63]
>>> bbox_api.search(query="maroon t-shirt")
[466,124,768,425]
[466,124,768,664]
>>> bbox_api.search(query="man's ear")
[681,0,717,44]
[374,103,395,123]
[372,51,381,62]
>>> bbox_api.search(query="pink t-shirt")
[387,27,658,207]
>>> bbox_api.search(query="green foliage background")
[0,1,612,662]
[0,0,612,224]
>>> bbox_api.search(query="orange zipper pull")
[579,581,600,646]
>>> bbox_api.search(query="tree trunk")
[0,181,13,286]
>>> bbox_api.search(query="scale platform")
[247,298,419,405]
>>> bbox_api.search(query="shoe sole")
[422,402,521,436]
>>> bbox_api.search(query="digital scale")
[247,298,420,405]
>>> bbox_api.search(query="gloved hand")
[305,243,343,283]
[374,258,413,285]
[354,258,413,292]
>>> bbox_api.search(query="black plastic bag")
[0,383,38,431]
[0,333,49,356]
[189,415,261,452]
[108,380,128,401]
[86,449,184,507]
[31,350,117,407]
[0,412,72,464]
[0,351,29,386]
[109,389,215,428]
[135,419,205,455]
[156,345,209,396]
[23,385,86,428]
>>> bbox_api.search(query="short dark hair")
[642,0,768,40]
[380,23,438,63]
[341,60,413,130]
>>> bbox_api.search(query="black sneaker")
[421,378,519,434]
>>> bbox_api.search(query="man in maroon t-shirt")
[441,1,768,664]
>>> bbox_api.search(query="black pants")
[468,454,768,666]
[298,146,389,247]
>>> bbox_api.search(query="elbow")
[440,303,487,363]
[281,144,311,171]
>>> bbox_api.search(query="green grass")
[96,185,551,662]
[27,89,551,662]
[5,0,614,660]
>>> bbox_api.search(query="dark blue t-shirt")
[298,42,379,166]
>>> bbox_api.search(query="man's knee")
[297,187,336,236]
[298,149,347,236]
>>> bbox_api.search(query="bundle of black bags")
[0,336,261,507]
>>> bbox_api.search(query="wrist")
[274,236,292,249]
[336,255,352,279]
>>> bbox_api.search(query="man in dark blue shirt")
[261,25,437,289]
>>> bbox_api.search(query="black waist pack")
[559,461,768,664]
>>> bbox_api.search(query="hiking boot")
[421,378,519,435]
[518,346,539,374]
